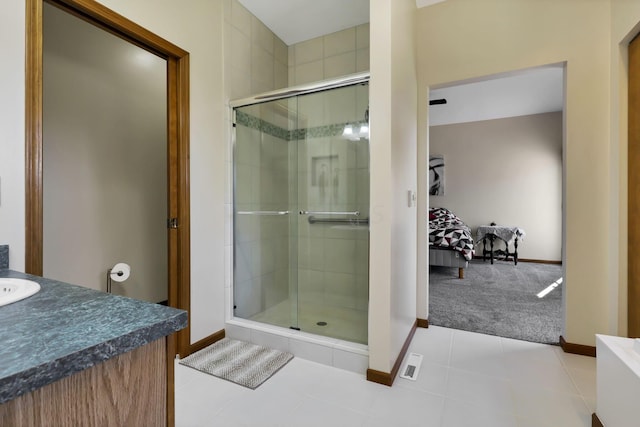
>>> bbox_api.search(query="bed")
[429,207,475,278]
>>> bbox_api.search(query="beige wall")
[94,0,227,343]
[430,112,563,261]
[42,3,167,303]
[369,0,417,373]
[417,0,613,346]
[288,24,370,86]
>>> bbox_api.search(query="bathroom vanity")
[0,269,187,426]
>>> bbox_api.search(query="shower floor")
[249,300,368,345]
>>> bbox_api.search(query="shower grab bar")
[299,210,360,217]
[308,216,369,225]
[236,210,290,216]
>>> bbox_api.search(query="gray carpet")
[429,259,563,344]
[179,338,293,389]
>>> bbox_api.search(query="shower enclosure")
[232,75,370,344]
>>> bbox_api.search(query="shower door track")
[229,72,370,108]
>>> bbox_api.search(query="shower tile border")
[236,109,368,142]
[236,110,290,140]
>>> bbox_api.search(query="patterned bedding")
[429,207,475,261]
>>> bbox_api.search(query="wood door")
[25,1,191,424]
[629,33,640,338]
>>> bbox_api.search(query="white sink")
[0,278,41,306]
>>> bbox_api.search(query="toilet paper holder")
[106,262,131,293]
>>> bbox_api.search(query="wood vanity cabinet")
[0,338,167,426]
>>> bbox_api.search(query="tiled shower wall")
[223,0,370,99]
[224,0,370,329]
[288,24,370,86]
[223,0,289,100]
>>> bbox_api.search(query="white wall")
[369,0,417,373]
[429,112,563,261]
[416,0,611,346]
[42,3,167,303]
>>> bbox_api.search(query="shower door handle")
[299,210,360,217]
[236,211,290,215]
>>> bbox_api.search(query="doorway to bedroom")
[426,65,565,344]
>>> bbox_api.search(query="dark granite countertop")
[0,269,187,404]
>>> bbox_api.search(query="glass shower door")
[233,80,369,344]
[294,83,369,344]
[233,99,297,330]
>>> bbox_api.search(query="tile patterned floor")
[175,326,596,427]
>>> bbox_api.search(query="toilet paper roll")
[110,263,131,283]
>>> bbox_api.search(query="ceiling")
[238,0,369,46]
[429,66,564,126]
[238,0,446,46]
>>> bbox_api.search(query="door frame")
[629,33,640,338]
[25,0,191,423]
[424,67,566,342]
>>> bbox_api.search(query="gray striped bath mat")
[179,338,293,389]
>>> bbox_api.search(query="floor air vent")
[399,353,423,381]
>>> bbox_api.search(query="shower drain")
[316,321,327,326]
